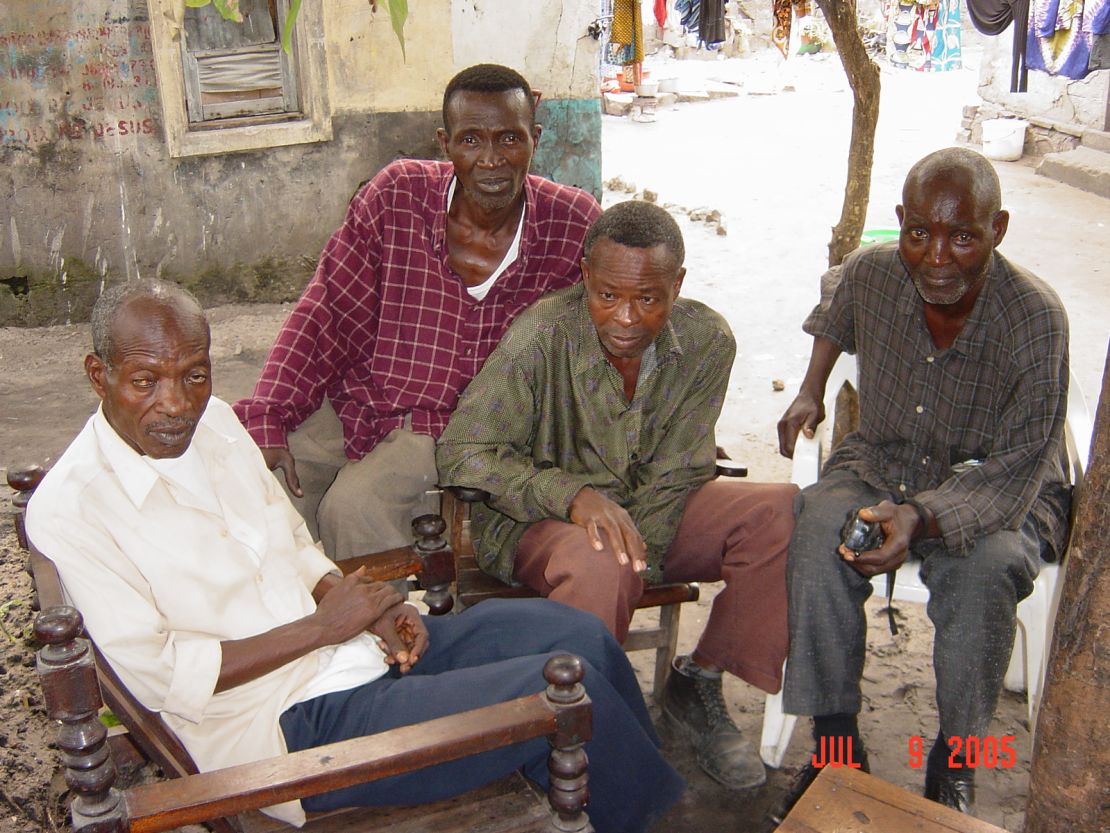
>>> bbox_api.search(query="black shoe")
[661,656,766,790]
[765,741,869,828]
[924,741,975,814]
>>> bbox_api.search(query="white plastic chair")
[758,354,1090,768]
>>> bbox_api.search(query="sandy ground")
[2,32,1109,833]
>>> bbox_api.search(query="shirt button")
[915,405,924,414]
[922,457,930,465]
[219,528,229,538]
[926,356,935,363]
[899,483,907,492]
[256,575,263,584]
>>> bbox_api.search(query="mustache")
[145,418,197,434]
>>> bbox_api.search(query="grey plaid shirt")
[807,242,1071,559]
[437,283,736,583]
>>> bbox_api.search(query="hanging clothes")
[887,0,964,71]
[966,0,1031,91]
[655,0,668,28]
[700,0,728,45]
[772,0,811,57]
[608,0,645,67]
[1027,0,1108,79]
[1090,0,1110,68]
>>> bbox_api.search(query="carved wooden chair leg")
[412,514,455,615]
[35,605,127,833]
[541,655,593,833]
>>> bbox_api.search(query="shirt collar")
[92,403,235,510]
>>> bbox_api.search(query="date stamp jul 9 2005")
[908,735,1018,769]
[810,735,1018,770]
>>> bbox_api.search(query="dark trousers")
[280,598,684,833]
[782,470,1040,740]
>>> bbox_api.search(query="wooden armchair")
[9,467,594,833]
[440,458,749,700]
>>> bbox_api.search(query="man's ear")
[672,267,687,297]
[435,127,450,158]
[580,256,590,284]
[532,123,543,146]
[895,204,905,226]
[85,353,108,401]
[992,209,1010,248]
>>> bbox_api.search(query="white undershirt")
[447,177,526,301]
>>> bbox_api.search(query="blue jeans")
[280,598,684,833]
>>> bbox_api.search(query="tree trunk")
[1024,343,1110,833]
[815,0,881,268]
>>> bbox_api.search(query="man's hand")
[777,392,825,459]
[311,567,404,644]
[370,603,429,673]
[262,447,303,497]
[569,487,647,572]
[837,501,922,577]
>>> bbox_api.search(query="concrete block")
[1081,128,1110,154]
[1036,146,1110,199]
[676,90,711,103]
[602,92,635,117]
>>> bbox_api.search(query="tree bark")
[1024,342,1110,833]
[815,0,881,267]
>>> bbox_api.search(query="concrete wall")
[0,0,603,326]
[977,23,1110,134]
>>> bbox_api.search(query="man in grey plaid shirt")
[772,148,1071,821]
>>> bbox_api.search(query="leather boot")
[661,656,766,790]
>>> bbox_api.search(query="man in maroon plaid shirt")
[234,65,600,560]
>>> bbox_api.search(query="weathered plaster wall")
[1,0,602,326]
[977,23,1110,130]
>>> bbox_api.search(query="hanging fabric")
[608,0,645,67]
[887,0,964,71]
[966,0,1031,91]
[700,0,728,46]
[772,0,811,57]
[655,0,669,28]
[1027,0,1108,80]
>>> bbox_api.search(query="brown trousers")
[515,480,797,693]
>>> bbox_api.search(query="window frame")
[147,0,331,158]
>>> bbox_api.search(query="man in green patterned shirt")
[438,200,797,790]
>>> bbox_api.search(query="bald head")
[91,280,207,367]
[902,147,1002,219]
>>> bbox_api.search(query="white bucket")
[981,118,1028,161]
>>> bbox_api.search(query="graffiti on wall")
[0,15,161,150]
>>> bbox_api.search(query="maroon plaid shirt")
[234,159,601,459]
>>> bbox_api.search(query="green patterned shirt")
[436,283,736,584]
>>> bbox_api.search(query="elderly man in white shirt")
[25,280,683,832]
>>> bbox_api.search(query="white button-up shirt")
[27,397,388,825]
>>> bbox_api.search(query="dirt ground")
[2,30,1108,833]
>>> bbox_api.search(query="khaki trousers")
[514,479,797,693]
[282,401,439,560]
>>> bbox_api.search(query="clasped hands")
[314,567,428,672]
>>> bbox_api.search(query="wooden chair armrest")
[123,680,590,833]
[640,582,700,607]
[338,546,424,581]
[445,485,492,503]
[714,459,748,478]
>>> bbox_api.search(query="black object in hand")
[840,510,884,555]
